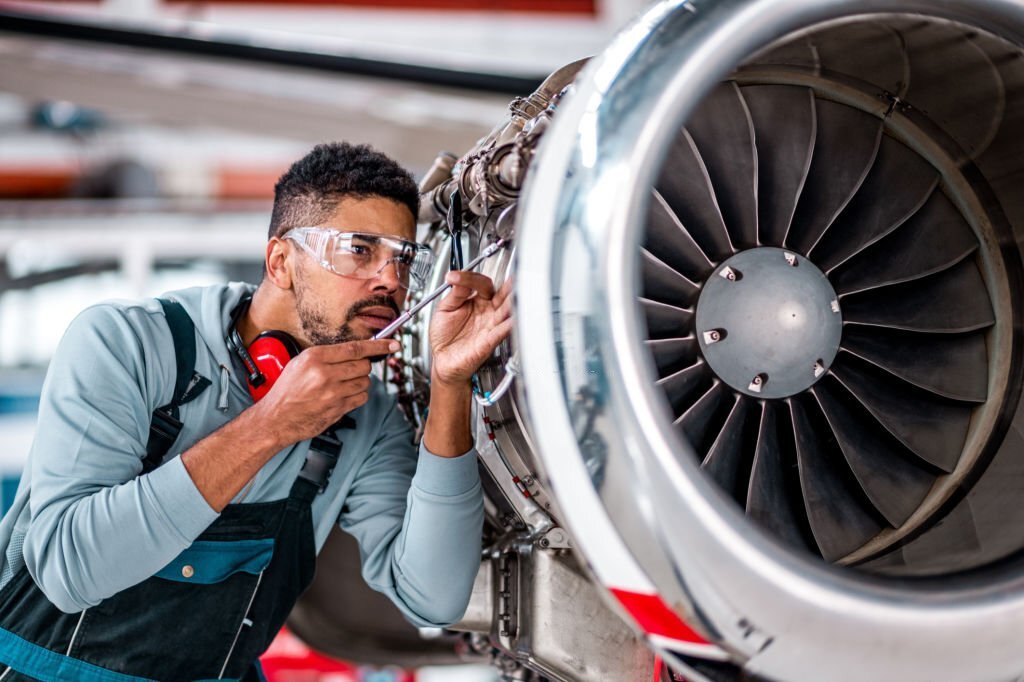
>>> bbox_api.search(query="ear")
[265,237,294,290]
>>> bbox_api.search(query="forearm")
[180,406,287,512]
[348,441,484,627]
[25,457,218,613]
[422,376,474,457]
[391,474,483,626]
[180,339,390,510]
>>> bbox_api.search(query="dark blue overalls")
[0,300,348,681]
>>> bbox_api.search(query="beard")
[294,276,401,359]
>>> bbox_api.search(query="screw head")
[748,373,767,393]
[784,252,798,267]
[702,329,725,344]
[831,299,841,313]
[719,266,740,281]
[813,359,826,378]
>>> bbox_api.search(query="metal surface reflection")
[518,0,1024,680]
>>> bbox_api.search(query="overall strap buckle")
[296,415,356,494]
[299,432,342,493]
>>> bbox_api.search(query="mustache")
[346,295,401,322]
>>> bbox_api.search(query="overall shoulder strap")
[291,415,358,502]
[143,298,211,474]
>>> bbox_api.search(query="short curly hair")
[268,142,420,239]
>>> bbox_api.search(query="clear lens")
[286,228,433,290]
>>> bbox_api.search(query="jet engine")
[295,1,1024,680]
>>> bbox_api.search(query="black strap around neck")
[143,299,211,474]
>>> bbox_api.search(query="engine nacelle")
[296,2,1024,680]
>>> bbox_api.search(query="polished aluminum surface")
[517,0,1024,679]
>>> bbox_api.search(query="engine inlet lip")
[515,0,1024,678]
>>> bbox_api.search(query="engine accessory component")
[451,545,658,682]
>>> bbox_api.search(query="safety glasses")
[283,227,434,291]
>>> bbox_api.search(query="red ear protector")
[226,297,301,402]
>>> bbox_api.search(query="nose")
[370,258,403,295]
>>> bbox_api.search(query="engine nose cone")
[696,247,842,399]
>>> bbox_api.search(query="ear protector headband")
[226,297,301,402]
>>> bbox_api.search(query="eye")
[343,241,377,262]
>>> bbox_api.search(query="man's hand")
[183,338,398,511]
[423,272,513,458]
[429,272,513,388]
[252,339,400,447]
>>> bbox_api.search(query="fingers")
[334,358,372,381]
[486,316,514,347]
[437,281,476,312]
[448,272,496,296]
[495,286,513,321]
[437,272,505,313]
[492,276,514,308]
[313,339,400,363]
[336,374,372,399]
[340,391,370,413]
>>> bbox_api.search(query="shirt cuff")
[413,442,479,497]
[147,455,220,542]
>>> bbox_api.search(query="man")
[0,142,509,680]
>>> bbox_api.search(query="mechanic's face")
[290,196,417,347]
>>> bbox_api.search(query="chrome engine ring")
[517,1,1024,680]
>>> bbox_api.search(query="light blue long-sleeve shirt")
[0,282,483,627]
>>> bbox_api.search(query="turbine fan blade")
[641,248,701,307]
[901,19,1005,159]
[657,360,711,416]
[810,136,939,272]
[647,336,699,379]
[830,190,979,295]
[702,395,753,504]
[686,82,759,249]
[812,23,909,102]
[746,401,814,552]
[842,257,995,333]
[841,327,989,403]
[790,396,884,562]
[786,100,883,254]
[742,36,818,71]
[741,84,816,247]
[831,356,971,472]
[641,297,694,340]
[645,189,715,281]
[656,129,734,262]
[675,382,731,454]
[813,379,935,528]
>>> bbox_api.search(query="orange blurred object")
[0,167,79,198]
[216,165,288,200]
